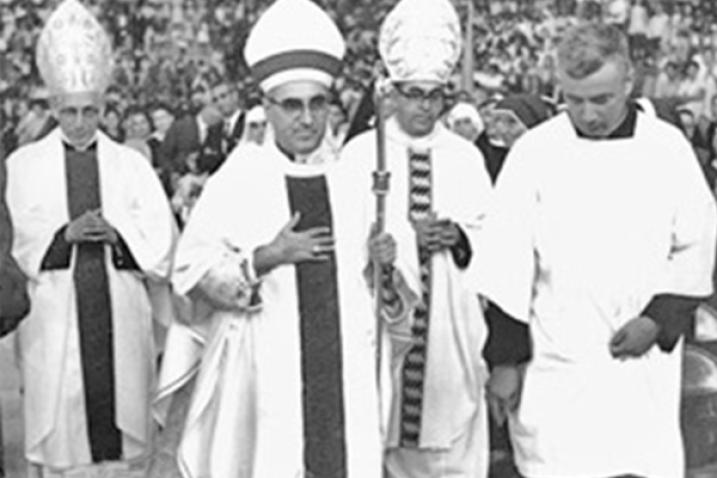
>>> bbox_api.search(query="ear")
[623,64,636,97]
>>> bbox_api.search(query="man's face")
[212,83,239,118]
[679,111,695,132]
[327,104,346,132]
[392,81,444,138]
[665,64,678,80]
[124,113,151,140]
[52,91,103,147]
[559,59,633,138]
[264,80,330,156]
[191,88,209,109]
[151,108,174,135]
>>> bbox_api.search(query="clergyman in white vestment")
[475,23,717,478]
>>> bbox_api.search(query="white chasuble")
[169,141,401,478]
[5,129,176,469]
[338,118,491,474]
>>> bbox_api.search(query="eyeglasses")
[266,95,329,118]
[394,84,445,104]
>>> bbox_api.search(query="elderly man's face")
[559,58,633,138]
[392,80,445,138]
[264,80,330,156]
[52,91,103,147]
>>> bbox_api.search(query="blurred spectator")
[326,98,348,151]
[209,77,245,155]
[238,105,268,147]
[477,94,552,183]
[147,101,175,168]
[123,104,154,162]
[654,61,682,98]
[627,0,649,57]
[15,90,54,146]
[446,101,485,143]
[677,106,714,187]
[678,60,707,119]
[101,104,124,142]
[647,1,669,56]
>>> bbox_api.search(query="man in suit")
[156,103,223,192]
[210,78,245,157]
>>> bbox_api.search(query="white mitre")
[35,0,113,96]
[379,0,462,84]
[244,0,345,92]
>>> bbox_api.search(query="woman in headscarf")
[477,94,553,184]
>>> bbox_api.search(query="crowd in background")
[4,0,717,192]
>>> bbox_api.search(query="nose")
[298,105,313,125]
[70,113,83,128]
[581,103,600,124]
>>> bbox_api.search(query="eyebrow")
[566,93,613,102]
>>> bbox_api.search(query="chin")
[293,138,322,155]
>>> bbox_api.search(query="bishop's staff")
[372,73,391,391]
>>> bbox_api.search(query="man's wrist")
[253,243,282,276]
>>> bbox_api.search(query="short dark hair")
[123,104,154,131]
[557,23,631,79]
[149,101,175,117]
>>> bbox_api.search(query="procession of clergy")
[0,0,714,476]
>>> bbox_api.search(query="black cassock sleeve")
[642,293,704,352]
[40,225,72,271]
[483,300,532,369]
[111,234,140,271]
[40,225,141,272]
[450,224,472,270]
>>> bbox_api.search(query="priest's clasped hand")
[413,215,460,253]
[609,316,660,359]
[64,209,118,244]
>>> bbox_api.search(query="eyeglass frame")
[265,94,331,119]
[393,83,446,104]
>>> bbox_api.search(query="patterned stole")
[285,175,347,478]
[64,144,122,462]
[399,148,433,447]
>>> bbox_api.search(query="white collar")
[385,116,444,152]
[266,138,337,178]
[226,110,242,130]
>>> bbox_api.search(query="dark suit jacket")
[196,111,246,174]
[199,122,228,174]
[157,115,227,179]
[157,115,203,177]
[224,110,246,155]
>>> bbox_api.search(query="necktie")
[399,148,433,447]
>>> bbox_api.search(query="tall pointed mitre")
[379,0,462,84]
[36,0,113,97]
[244,0,345,92]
